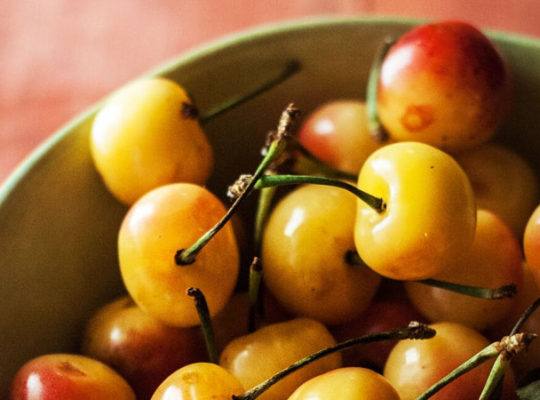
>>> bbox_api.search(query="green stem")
[176,104,299,265]
[366,37,395,142]
[234,322,435,400]
[248,257,263,333]
[200,60,301,123]
[187,287,218,363]
[479,356,507,400]
[254,185,277,252]
[418,279,516,300]
[416,343,499,400]
[479,297,540,399]
[254,174,385,213]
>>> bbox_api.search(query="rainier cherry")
[118,183,239,327]
[378,21,511,151]
[355,141,476,280]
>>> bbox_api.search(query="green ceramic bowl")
[1,16,540,395]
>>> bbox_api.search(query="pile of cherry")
[10,21,540,400]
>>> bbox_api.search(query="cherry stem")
[417,332,536,400]
[254,174,386,213]
[187,287,218,363]
[510,297,540,335]
[479,297,540,399]
[479,356,507,400]
[418,279,517,300]
[233,321,435,400]
[345,252,516,299]
[289,137,357,180]
[176,104,299,265]
[200,60,301,123]
[417,342,500,400]
[248,257,263,333]
[366,36,395,143]
[254,183,278,252]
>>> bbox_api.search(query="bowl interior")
[1,17,540,395]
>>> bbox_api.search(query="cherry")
[296,100,382,175]
[406,209,522,330]
[118,183,239,327]
[10,354,135,400]
[288,367,400,400]
[378,21,511,151]
[81,296,207,399]
[150,362,244,400]
[355,141,476,280]
[220,318,341,400]
[262,184,381,325]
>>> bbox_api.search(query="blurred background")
[2,0,540,183]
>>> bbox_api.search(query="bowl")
[1,16,540,396]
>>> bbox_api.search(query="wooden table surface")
[2,0,540,183]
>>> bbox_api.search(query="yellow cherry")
[91,78,213,205]
[456,143,539,236]
[220,318,341,400]
[405,209,522,330]
[263,184,381,325]
[118,183,239,327]
[355,141,476,280]
[151,362,244,400]
[288,367,400,400]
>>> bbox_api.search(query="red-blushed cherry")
[378,21,511,152]
[331,289,424,370]
[10,353,135,400]
[296,100,383,175]
[81,296,207,399]
[384,322,517,400]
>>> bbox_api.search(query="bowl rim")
[1,14,539,207]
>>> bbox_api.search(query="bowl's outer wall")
[1,17,539,395]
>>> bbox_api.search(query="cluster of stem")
[417,297,540,400]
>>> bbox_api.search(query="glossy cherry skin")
[378,21,511,152]
[263,184,381,325]
[150,362,244,400]
[332,291,424,370]
[524,205,540,287]
[220,318,341,400]
[118,183,239,327]
[10,354,135,400]
[406,209,522,330]
[355,141,476,280]
[81,296,207,399]
[91,78,213,205]
[457,143,539,236]
[296,100,383,174]
[384,322,516,400]
[287,367,400,400]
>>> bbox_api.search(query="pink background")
[2,0,540,183]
